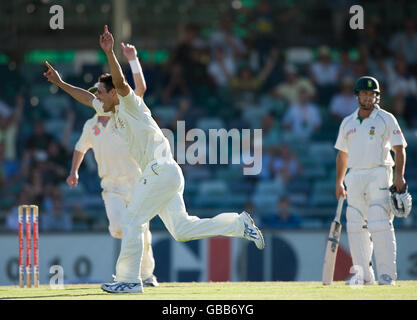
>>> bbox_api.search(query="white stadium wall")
[1,230,417,285]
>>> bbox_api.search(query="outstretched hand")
[99,25,114,53]
[43,61,62,85]
[121,42,137,61]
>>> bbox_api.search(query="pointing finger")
[104,25,108,33]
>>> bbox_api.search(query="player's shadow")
[0,293,108,299]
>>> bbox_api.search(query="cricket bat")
[322,197,344,285]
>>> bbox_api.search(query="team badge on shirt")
[93,125,101,136]
[369,126,375,135]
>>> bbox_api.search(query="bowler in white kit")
[66,47,159,285]
[44,25,265,294]
[335,76,409,285]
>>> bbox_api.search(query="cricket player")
[44,25,264,294]
[66,43,158,286]
[335,76,408,285]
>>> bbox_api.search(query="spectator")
[24,120,54,154]
[368,46,391,86]
[162,23,206,103]
[357,20,389,59]
[262,196,301,229]
[270,144,301,184]
[282,87,322,141]
[272,64,315,105]
[324,0,354,45]
[387,57,417,98]
[389,19,417,73]
[261,111,281,149]
[337,49,355,81]
[329,76,357,120]
[251,1,276,66]
[352,58,370,80]
[168,97,202,132]
[0,140,16,183]
[0,93,24,168]
[309,45,339,105]
[229,48,278,109]
[41,187,73,232]
[386,57,417,126]
[207,46,236,88]
[43,139,70,185]
[209,18,246,61]
[391,93,408,130]
[161,63,191,105]
[4,185,37,231]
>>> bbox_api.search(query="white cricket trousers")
[344,166,397,282]
[114,158,245,283]
[101,177,155,280]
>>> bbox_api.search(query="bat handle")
[335,197,344,222]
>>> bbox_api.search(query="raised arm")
[121,42,147,99]
[43,61,95,107]
[99,25,131,97]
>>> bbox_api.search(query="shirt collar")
[355,105,380,121]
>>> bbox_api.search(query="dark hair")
[98,73,115,92]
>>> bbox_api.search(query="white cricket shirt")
[334,106,407,169]
[75,115,141,180]
[92,89,173,171]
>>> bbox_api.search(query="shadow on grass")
[0,292,109,300]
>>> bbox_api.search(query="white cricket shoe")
[101,281,143,293]
[241,211,265,250]
[378,274,395,285]
[143,275,159,287]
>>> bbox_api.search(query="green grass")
[1,281,417,300]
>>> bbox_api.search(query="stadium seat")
[302,164,327,179]
[182,165,212,181]
[288,193,308,206]
[214,165,244,182]
[60,181,86,202]
[194,180,229,208]
[308,142,336,166]
[252,193,279,217]
[312,180,335,195]
[254,180,284,196]
[311,192,337,207]
[199,180,228,195]
[299,217,323,229]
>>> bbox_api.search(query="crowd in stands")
[1,7,417,232]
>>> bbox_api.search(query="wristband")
[129,58,142,74]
